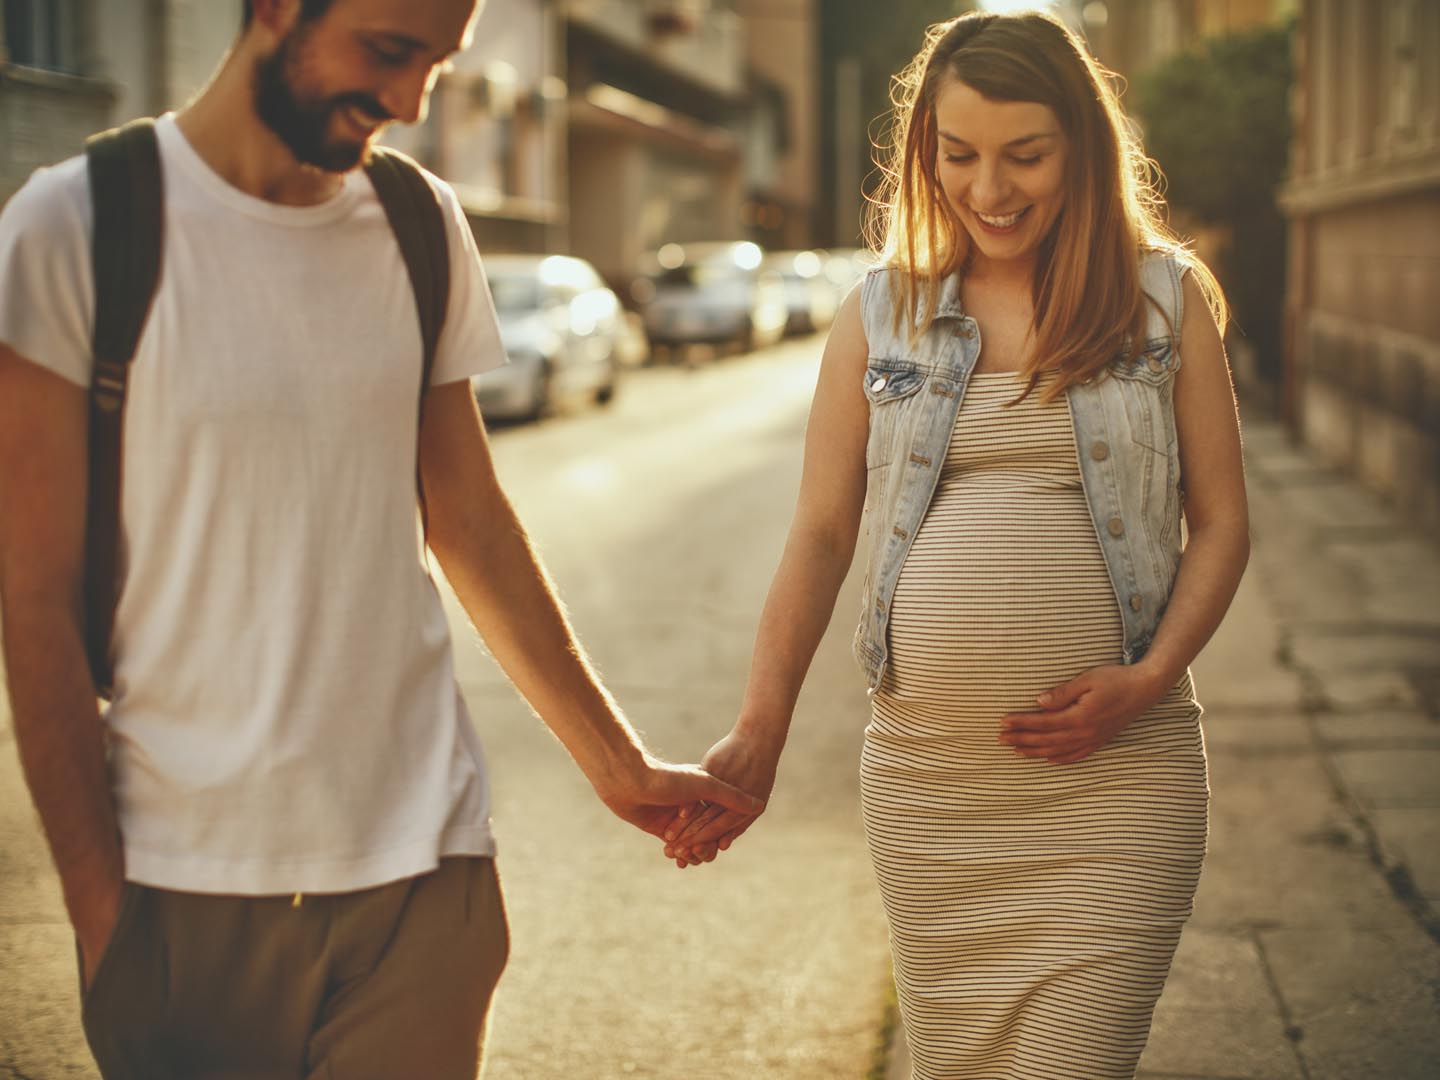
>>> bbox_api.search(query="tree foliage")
[1134,25,1294,379]
[1134,26,1293,222]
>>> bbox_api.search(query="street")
[3,334,1439,1079]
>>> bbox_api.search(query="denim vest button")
[1107,517,1125,537]
[1129,593,1144,612]
[870,376,888,393]
[1090,441,1110,461]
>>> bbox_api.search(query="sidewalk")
[886,417,1440,1080]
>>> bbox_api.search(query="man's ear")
[247,0,302,39]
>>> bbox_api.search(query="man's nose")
[378,67,433,126]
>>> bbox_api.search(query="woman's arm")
[664,285,872,863]
[1000,271,1250,763]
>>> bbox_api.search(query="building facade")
[1280,0,1440,528]
[1,0,822,301]
[0,0,234,202]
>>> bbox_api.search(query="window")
[3,0,82,73]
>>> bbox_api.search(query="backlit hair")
[867,10,1226,400]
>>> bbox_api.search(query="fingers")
[1036,677,1087,710]
[695,772,766,816]
[999,709,1083,732]
[664,808,747,859]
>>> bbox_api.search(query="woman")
[665,9,1248,1079]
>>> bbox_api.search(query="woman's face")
[933,78,1069,272]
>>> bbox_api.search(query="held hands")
[999,664,1172,764]
[660,729,779,869]
[594,751,766,845]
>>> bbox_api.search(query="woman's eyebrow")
[937,130,1059,148]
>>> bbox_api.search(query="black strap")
[84,118,164,699]
[364,147,451,537]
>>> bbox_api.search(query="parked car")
[638,241,788,354]
[765,249,839,335]
[475,254,623,420]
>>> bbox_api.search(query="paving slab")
[1195,752,1407,933]
[1259,924,1440,1080]
[1314,670,1428,711]
[1199,713,1311,754]
[1314,708,1440,748]
[1331,747,1440,808]
[1139,1003,1303,1080]
[1368,806,1440,903]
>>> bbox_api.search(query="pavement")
[883,416,1440,1079]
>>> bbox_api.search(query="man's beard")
[253,26,392,172]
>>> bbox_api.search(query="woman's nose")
[968,161,1010,211]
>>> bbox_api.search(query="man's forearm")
[430,489,646,788]
[3,603,125,936]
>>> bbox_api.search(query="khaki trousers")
[80,856,509,1080]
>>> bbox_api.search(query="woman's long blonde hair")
[867,10,1226,400]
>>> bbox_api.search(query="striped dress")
[861,372,1208,1080]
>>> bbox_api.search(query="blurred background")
[3,0,1436,524]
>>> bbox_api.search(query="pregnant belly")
[882,486,1123,711]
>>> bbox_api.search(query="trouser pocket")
[79,884,172,1080]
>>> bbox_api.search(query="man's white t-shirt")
[0,115,507,895]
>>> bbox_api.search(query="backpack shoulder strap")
[364,147,451,538]
[84,117,164,699]
[365,147,450,402]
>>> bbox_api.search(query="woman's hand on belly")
[998,664,1171,764]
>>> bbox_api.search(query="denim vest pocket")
[862,362,924,470]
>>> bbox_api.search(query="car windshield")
[488,273,543,313]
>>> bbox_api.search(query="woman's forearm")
[1134,516,1250,689]
[734,518,860,752]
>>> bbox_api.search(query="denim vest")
[852,252,1187,693]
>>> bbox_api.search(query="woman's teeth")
[976,208,1028,228]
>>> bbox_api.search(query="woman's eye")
[943,154,976,165]
[1011,155,1043,166]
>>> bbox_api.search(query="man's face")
[253,0,478,172]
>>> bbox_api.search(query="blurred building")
[386,0,568,254]
[0,0,233,202]
[560,0,748,291]
[1280,0,1440,528]
[1078,0,1295,76]
[1,0,822,303]
[559,0,821,293]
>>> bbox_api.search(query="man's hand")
[999,664,1172,764]
[74,878,127,993]
[661,730,779,868]
[593,754,766,845]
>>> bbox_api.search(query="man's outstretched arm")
[0,344,125,985]
[418,380,763,837]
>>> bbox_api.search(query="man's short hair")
[241,1,336,29]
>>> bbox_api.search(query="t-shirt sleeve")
[0,157,95,387]
[428,178,506,385]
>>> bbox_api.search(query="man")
[0,1,759,1075]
